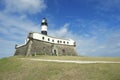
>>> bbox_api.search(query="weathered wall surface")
[31,39,52,55]
[56,45,77,56]
[30,39,77,56]
[14,45,28,56]
[14,39,77,56]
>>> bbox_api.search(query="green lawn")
[0,56,120,80]
[24,55,120,62]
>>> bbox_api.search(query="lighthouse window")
[48,38,50,41]
[67,42,69,44]
[57,40,59,43]
[60,41,62,43]
[42,37,44,40]
[52,40,54,42]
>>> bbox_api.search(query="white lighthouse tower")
[41,18,48,35]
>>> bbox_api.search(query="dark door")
[53,50,57,56]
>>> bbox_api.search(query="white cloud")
[0,12,41,58]
[4,0,46,14]
[0,12,42,43]
[0,0,46,58]
[48,23,70,38]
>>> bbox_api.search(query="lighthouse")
[41,18,48,35]
[14,18,77,56]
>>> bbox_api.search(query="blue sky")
[0,0,120,58]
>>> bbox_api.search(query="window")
[67,42,69,44]
[63,41,65,44]
[57,40,59,43]
[60,41,62,43]
[52,40,54,42]
[42,37,44,40]
[48,38,49,41]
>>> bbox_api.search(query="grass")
[23,55,120,62]
[0,56,120,80]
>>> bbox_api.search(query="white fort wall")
[16,32,76,48]
[31,32,76,46]
[15,32,77,56]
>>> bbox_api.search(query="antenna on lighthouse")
[41,18,48,35]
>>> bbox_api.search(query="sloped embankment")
[0,56,120,80]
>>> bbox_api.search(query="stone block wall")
[30,39,77,56]
[14,44,28,56]
[14,39,77,56]
[31,40,52,55]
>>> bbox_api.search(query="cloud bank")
[4,0,46,14]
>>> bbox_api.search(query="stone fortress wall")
[14,32,77,56]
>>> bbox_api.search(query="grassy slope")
[27,55,120,61]
[0,56,120,80]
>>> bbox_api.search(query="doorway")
[53,50,57,56]
[51,45,58,56]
